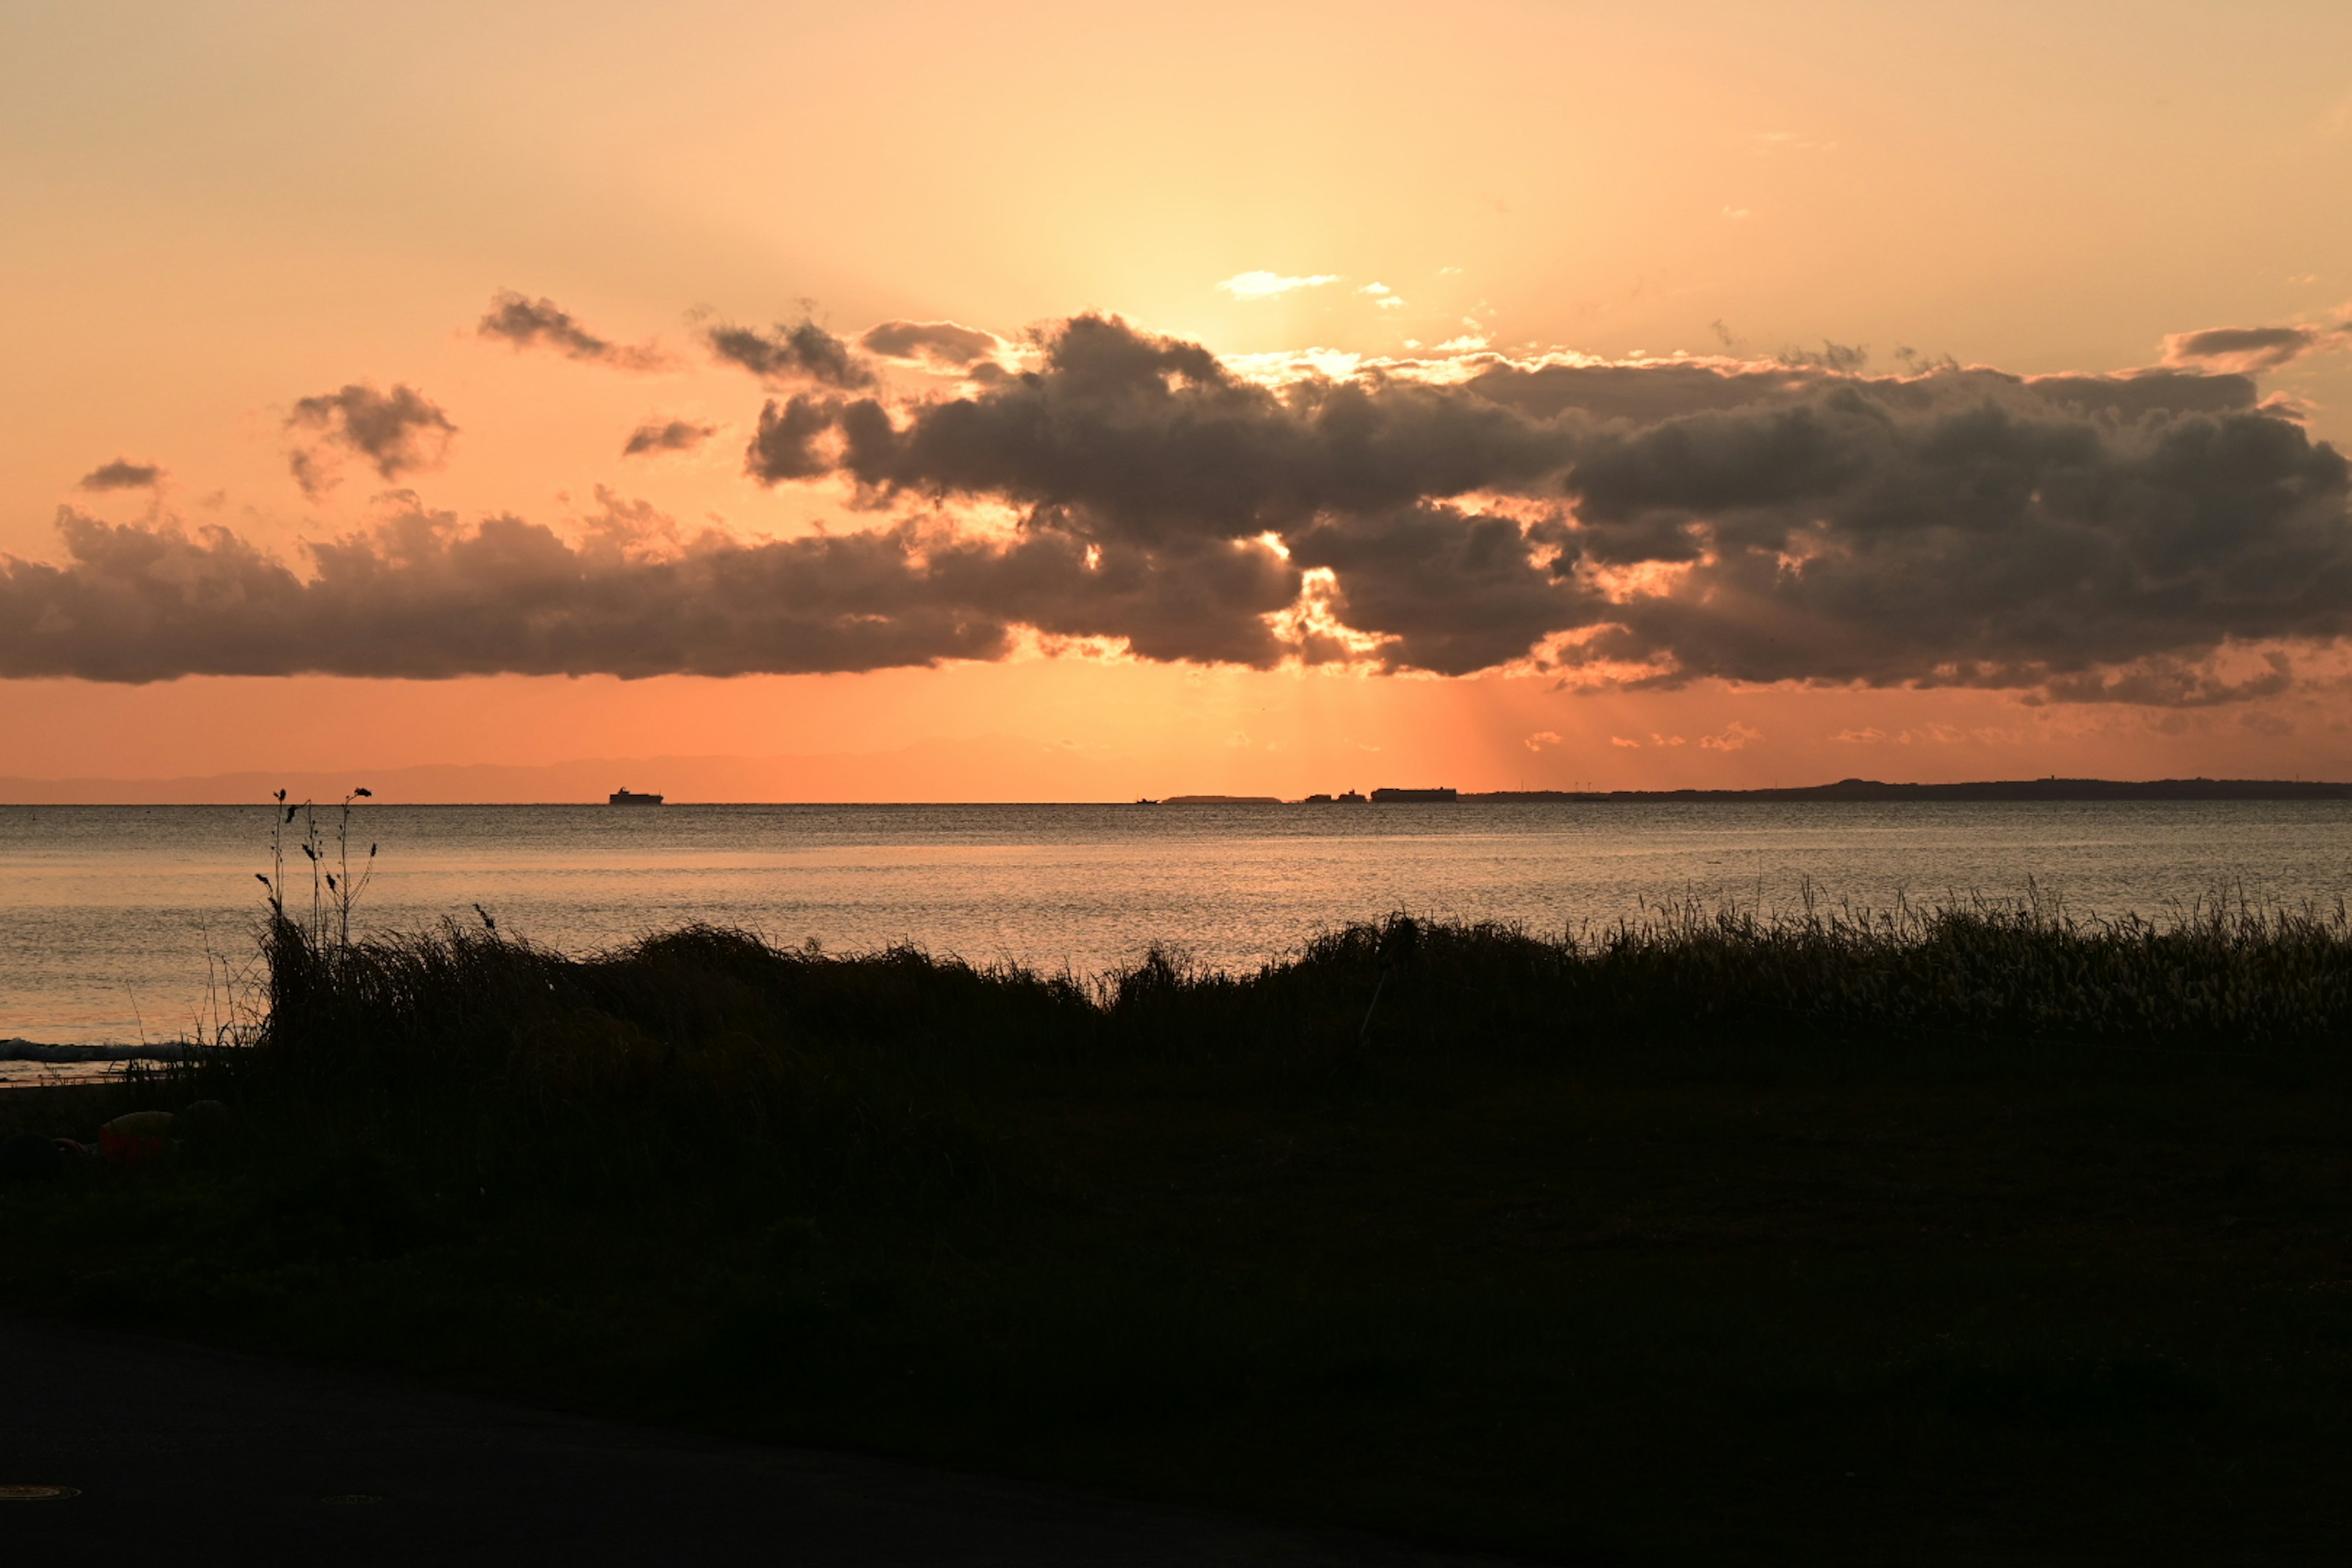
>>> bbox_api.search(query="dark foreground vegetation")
[8,899,2352,1564]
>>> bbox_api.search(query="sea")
[4,800,2350,1065]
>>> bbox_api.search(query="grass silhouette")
[7,897,2352,1563]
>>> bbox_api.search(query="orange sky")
[6,1,2352,799]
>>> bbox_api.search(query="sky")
[5,0,2352,800]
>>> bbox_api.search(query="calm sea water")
[4,801,2350,1051]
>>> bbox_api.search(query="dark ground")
[0,1315,1534,1566]
[10,914,2352,1562]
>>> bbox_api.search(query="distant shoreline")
[1455,777,2352,804]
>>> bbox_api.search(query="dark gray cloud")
[284,383,456,497]
[706,318,876,390]
[1289,504,1572,675]
[859,319,1005,367]
[78,459,161,491]
[622,418,717,458]
[822,314,1571,540]
[476,292,649,368]
[746,396,840,481]
[741,314,2352,695]
[2163,321,2350,373]
[1551,389,2351,694]
[14,314,2350,701]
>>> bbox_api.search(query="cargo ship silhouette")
[607,788,664,805]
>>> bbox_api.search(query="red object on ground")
[97,1128,167,1167]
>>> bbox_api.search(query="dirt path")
[0,1316,1539,1564]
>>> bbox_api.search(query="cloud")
[284,383,456,497]
[1610,736,1641,747]
[78,459,161,491]
[1526,730,1562,750]
[476,292,665,369]
[812,315,1571,546]
[2035,652,2293,707]
[1778,340,1868,372]
[1217,271,1342,300]
[858,320,1008,368]
[1698,722,1762,752]
[0,498,1295,680]
[733,313,2352,699]
[706,318,877,390]
[1289,503,1573,674]
[622,418,717,458]
[745,396,842,483]
[17,311,2352,703]
[2162,321,2351,374]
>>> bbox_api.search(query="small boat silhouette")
[608,788,664,805]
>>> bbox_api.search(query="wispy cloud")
[477,292,666,370]
[859,319,1009,368]
[1217,271,1342,300]
[621,418,717,458]
[706,318,877,390]
[78,459,161,491]
[2162,318,2352,374]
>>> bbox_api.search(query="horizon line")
[6,775,2352,808]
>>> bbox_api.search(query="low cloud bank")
[0,502,1286,680]
[13,314,2351,699]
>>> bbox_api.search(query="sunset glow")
[7,1,2352,800]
